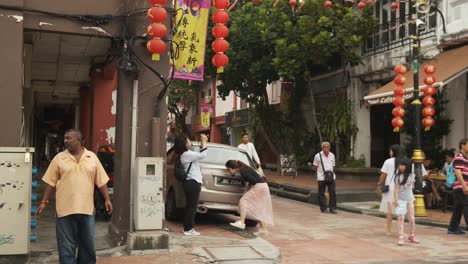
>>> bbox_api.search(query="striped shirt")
[452,152,468,190]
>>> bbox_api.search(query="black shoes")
[321,209,338,214]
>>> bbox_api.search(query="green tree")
[168,80,200,135]
[209,0,377,162]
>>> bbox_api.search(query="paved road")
[38,196,468,264]
[264,197,468,263]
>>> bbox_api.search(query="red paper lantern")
[212,53,229,73]
[422,117,435,131]
[149,0,167,5]
[422,96,435,106]
[324,1,332,8]
[212,24,229,38]
[423,85,437,96]
[147,23,167,38]
[213,10,229,24]
[424,75,436,85]
[212,39,229,53]
[390,2,398,9]
[393,86,405,96]
[147,38,166,61]
[394,64,407,74]
[214,0,230,9]
[289,0,297,7]
[424,64,436,74]
[358,1,366,9]
[148,6,168,23]
[392,96,405,107]
[422,106,435,117]
[392,106,405,117]
[392,117,404,132]
[394,75,406,85]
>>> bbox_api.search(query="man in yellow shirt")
[36,129,112,264]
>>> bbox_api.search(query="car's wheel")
[245,219,258,227]
[165,189,182,220]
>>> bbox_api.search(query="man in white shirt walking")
[313,142,337,214]
[238,133,261,168]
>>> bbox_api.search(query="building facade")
[351,0,468,167]
[0,0,169,245]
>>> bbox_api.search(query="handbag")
[381,169,397,193]
[318,152,334,182]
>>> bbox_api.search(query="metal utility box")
[133,157,164,230]
[0,148,34,255]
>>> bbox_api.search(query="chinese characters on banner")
[201,112,210,128]
[172,0,211,81]
[201,102,211,128]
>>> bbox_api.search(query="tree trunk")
[257,125,282,174]
[306,76,323,143]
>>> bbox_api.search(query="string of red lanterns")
[212,0,230,73]
[392,64,407,132]
[146,0,168,61]
[422,64,437,131]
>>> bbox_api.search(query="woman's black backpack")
[175,156,192,181]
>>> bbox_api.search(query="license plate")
[217,177,243,186]
[108,187,114,195]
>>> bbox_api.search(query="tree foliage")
[168,80,200,135]
[205,0,377,163]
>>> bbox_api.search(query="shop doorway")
[370,104,400,167]
[23,31,115,251]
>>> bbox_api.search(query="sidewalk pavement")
[264,170,461,230]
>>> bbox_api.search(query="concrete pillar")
[109,0,169,246]
[0,1,24,147]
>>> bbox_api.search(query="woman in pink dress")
[225,160,274,235]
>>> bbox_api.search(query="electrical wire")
[1,3,181,116]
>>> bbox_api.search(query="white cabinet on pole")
[0,148,34,255]
[133,157,164,230]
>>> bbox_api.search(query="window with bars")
[364,2,436,55]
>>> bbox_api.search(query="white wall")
[441,0,468,36]
[445,73,468,151]
[350,78,374,166]
[215,90,236,117]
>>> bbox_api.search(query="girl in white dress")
[377,144,403,236]
[394,158,420,246]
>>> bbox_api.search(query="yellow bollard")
[414,194,427,217]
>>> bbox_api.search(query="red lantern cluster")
[146,0,168,61]
[392,64,407,132]
[212,0,230,73]
[422,64,437,131]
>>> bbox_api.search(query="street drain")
[202,246,265,261]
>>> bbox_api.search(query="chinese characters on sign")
[172,0,211,81]
[201,112,210,128]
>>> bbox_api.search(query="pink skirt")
[239,183,274,226]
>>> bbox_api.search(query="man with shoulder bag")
[313,142,337,214]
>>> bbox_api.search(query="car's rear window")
[193,146,254,166]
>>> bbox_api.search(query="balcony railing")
[364,13,436,56]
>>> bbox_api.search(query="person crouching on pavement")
[312,142,337,214]
[226,160,274,235]
[393,158,420,246]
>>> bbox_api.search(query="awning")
[364,44,468,105]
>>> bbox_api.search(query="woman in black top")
[225,160,274,235]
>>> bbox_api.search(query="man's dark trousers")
[318,180,337,212]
